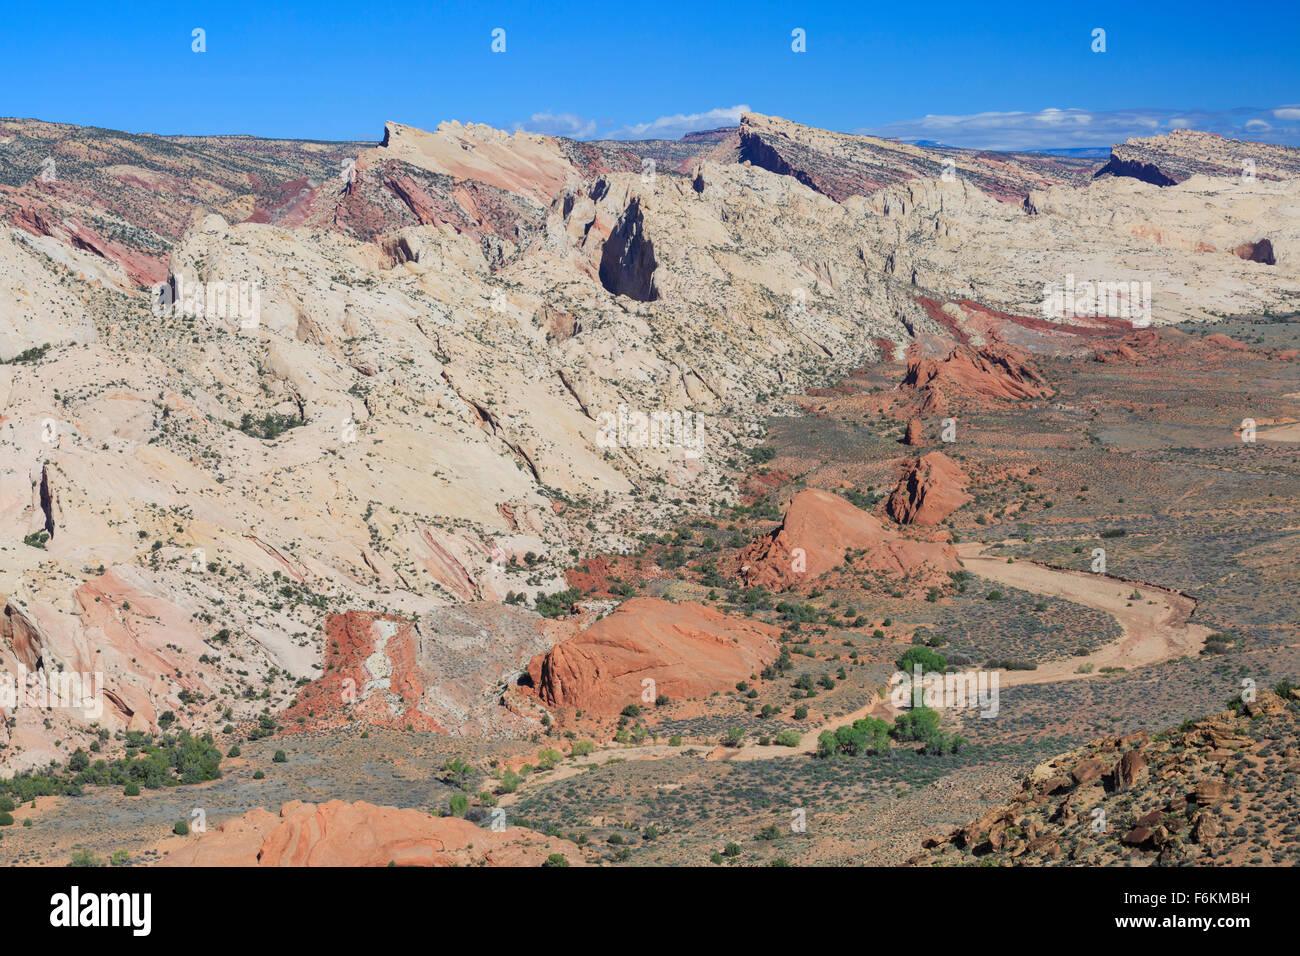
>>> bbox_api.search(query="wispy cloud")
[858,106,1300,150]
[512,111,598,139]
[603,105,750,140]
[514,104,749,142]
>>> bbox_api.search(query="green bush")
[891,706,942,742]
[172,820,189,836]
[535,588,581,619]
[896,646,947,674]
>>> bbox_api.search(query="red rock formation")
[0,602,44,672]
[162,799,580,866]
[903,344,1053,402]
[886,452,973,526]
[282,611,443,734]
[1205,332,1251,351]
[524,598,779,718]
[738,488,959,591]
[1232,238,1275,265]
[903,418,924,446]
[920,386,946,416]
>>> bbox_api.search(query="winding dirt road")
[499,545,1211,793]
[955,542,1210,686]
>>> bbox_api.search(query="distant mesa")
[1093,129,1300,185]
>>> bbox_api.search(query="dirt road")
[499,545,1211,791]
[956,543,1210,686]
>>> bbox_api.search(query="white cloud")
[513,111,598,139]
[604,104,751,141]
[858,106,1300,150]
[514,104,750,142]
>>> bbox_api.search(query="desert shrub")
[891,706,942,742]
[896,646,947,684]
[535,588,581,618]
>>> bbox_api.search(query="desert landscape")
[1,100,1297,875]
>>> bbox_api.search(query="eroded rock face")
[162,799,581,867]
[1093,155,1178,188]
[738,488,959,590]
[1234,238,1276,265]
[885,452,972,526]
[523,597,779,718]
[0,601,44,671]
[598,198,659,301]
[1094,129,1300,185]
[903,345,1053,403]
[284,608,560,737]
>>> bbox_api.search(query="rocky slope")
[911,690,1300,866]
[1095,128,1300,185]
[2,112,1299,771]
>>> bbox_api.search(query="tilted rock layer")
[523,597,779,718]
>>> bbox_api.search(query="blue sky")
[4,0,1299,148]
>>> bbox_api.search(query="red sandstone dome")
[737,488,959,591]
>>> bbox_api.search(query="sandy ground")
[1259,423,1300,442]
